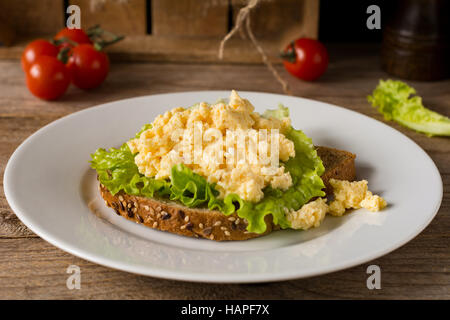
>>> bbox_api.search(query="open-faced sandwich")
[90,90,386,241]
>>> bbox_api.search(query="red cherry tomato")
[54,28,92,45]
[26,56,70,100]
[21,39,59,72]
[282,38,329,81]
[67,44,109,90]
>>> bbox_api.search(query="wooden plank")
[0,20,16,46]
[69,0,146,35]
[278,0,320,48]
[152,0,229,37]
[0,230,448,299]
[232,0,319,43]
[0,0,64,37]
[0,35,284,64]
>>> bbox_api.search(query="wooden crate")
[69,0,147,36]
[0,0,64,37]
[152,0,229,37]
[0,0,320,63]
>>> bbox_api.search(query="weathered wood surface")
[232,0,319,40]
[152,0,229,37]
[0,35,290,63]
[0,0,64,37]
[0,45,449,299]
[69,0,147,36]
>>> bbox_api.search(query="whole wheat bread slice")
[99,146,355,241]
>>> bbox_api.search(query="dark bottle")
[381,0,450,81]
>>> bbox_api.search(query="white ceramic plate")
[4,91,442,283]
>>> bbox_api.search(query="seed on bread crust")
[118,195,124,201]
[224,231,231,236]
[238,223,247,230]
[213,221,221,227]
[202,227,213,236]
[199,223,204,229]
[111,203,120,215]
[152,221,158,228]
[228,217,236,222]
[161,211,171,220]
[184,216,190,222]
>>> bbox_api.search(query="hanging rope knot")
[218,0,292,95]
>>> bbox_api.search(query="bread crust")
[317,146,356,194]
[99,146,355,241]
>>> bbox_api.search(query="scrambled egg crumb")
[360,192,387,212]
[328,179,387,216]
[287,179,387,230]
[127,90,295,202]
[287,198,328,230]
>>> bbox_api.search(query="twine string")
[245,14,292,95]
[218,0,291,95]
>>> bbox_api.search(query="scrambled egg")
[287,198,328,230]
[328,179,387,216]
[127,90,295,202]
[287,179,387,230]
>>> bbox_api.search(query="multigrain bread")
[100,146,356,241]
[317,146,356,194]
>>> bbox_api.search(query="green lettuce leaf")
[169,163,238,214]
[90,110,326,234]
[90,143,171,198]
[90,124,171,198]
[246,127,326,232]
[368,79,450,137]
[263,103,289,119]
[135,123,152,138]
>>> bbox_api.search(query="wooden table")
[0,45,448,299]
